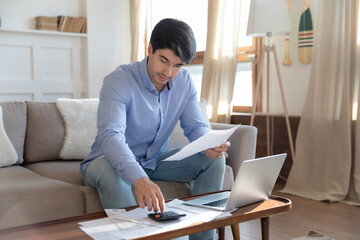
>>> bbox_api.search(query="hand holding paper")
[163,125,240,161]
[203,140,230,160]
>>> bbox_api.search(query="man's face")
[147,44,184,92]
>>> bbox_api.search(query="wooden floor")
[224,183,360,240]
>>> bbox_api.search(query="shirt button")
[157,133,160,136]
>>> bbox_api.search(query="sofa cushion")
[0,106,18,167]
[23,160,105,214]
[56,98,98,160]
[0,166,84,230]
[24,101,65,163]
[0,102,27,164]
[23,160,83,186]
[199,98,211,128]
[23,161,104,214]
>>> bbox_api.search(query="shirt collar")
[140,57,174,94]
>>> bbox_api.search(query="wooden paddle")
[298,0,313,64]
[283,0,291,65]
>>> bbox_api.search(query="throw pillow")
[199,98,211,128]
[0,106,18,167]
[56,98,99,159]
[0,101,27,164]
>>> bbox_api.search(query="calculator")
[148,211,186,222]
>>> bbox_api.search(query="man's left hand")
[204,141,231,159]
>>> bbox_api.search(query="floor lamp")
[246,0,295,162]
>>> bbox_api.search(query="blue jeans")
[82,148,226,240]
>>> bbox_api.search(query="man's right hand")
[133,177,165,213]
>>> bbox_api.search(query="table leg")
[261,217,270,240]
[231,224,240,240]
[218,227,225,240]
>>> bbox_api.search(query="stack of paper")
[79,199,231,240]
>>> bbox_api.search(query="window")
[150,0,208,51]
[149,0,260,113]
[232,0,260,113]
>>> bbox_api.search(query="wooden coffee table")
[0,194,291,240]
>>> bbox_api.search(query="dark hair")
[150,18,196,64]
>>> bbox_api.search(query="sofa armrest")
[211,123,257,178]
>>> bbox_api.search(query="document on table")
[78,199,231,240]
[163,124,240,161]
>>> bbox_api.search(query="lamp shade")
[246,0,291,37]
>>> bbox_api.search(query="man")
[80,18,230,239]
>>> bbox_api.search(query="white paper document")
[79,199,231,240]
[163,124,240,161]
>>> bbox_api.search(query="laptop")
[184,153,287,211]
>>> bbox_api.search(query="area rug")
[292,230,336,240]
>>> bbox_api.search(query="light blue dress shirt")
[80,57,209,185]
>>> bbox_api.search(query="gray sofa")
[0,101,257,230]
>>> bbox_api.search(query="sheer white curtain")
[130,0,148,62]
[200,0,241,123]
[282,0,360,205]
[345,1,360,205]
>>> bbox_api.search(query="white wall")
[266,0,318,116]
[86,0,131,98]
[0,0,86,29]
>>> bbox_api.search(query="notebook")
[184,153,287,211]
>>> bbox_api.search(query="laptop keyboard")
[203,198,228,207]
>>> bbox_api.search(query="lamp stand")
[250,44,295,171]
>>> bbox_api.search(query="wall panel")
[0,30,86,102]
